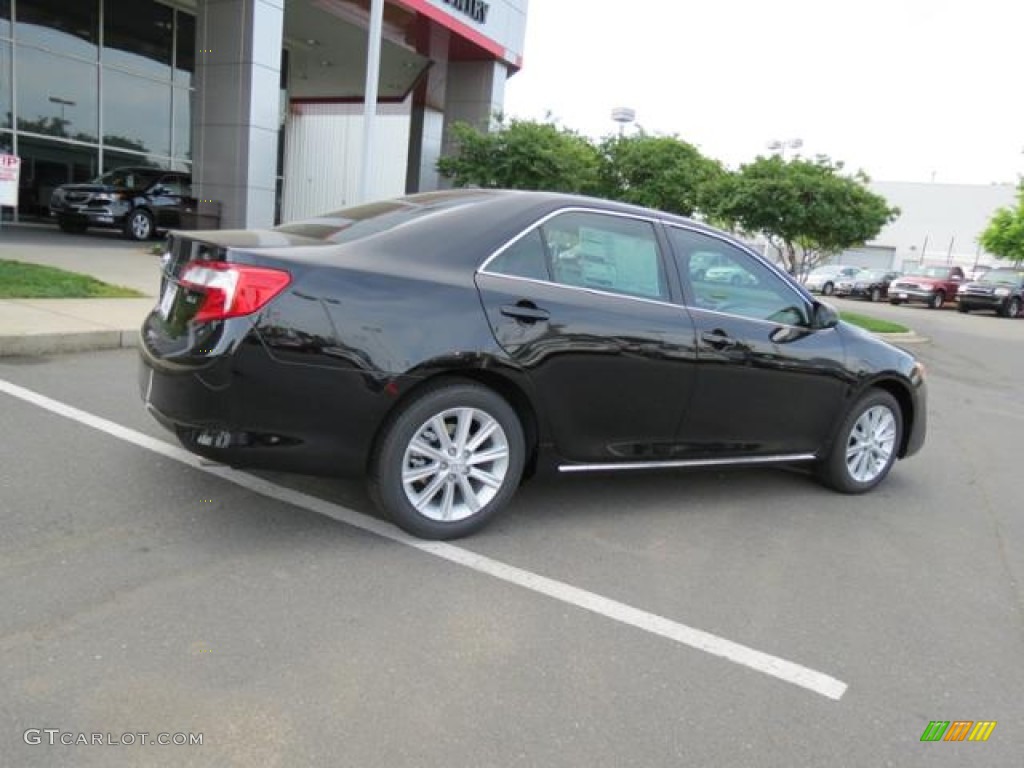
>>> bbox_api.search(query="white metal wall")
[281,102,411,222]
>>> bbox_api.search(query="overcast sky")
[503,0,1023,185]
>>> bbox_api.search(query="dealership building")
[0,0,528,228]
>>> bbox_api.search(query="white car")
[802,265,862,295]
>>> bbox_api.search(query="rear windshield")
[274,191,496,244]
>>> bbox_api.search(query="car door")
[150,174,186,228]
[475,210,698,463]
[665,225,851,458]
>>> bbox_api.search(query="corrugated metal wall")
[281,102,412,222]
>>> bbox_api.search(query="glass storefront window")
[103,68,170,157]
[104,0,172,79]
[102,147,167,172]
[16,46,98,142]
[174,11,195,87]
[16,0,99,60]
[1,42,10,130]
[15,134,98,217]
[172,87,191,160]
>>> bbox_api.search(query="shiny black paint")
[139,190,926,479]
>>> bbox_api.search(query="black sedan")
[139,190,927,539]
[833,269,901,302]
[956,267,1024,318]
[50,166,192,241]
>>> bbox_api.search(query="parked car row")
[802,263,1023,318]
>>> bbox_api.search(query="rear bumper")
[138,323,399,476]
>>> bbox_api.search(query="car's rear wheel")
[822,282,835,296]
[957,303,969,313]
[369,381,525,539]
[1000,297,1021,318]
[889,298,903,306]
[928,290,945,310]
[870,287,881,302]
[124,208,154,241]
[817,389,902,494]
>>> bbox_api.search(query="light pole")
[611,107,636,136]
[767,137,802,159]
[48,96,76,123]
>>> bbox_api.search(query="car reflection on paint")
[139,189,927,540]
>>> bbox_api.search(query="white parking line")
[0,378,848,701]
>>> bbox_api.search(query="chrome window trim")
[477,206,675,304]
[559,452,817,473]
[476,270,684,311]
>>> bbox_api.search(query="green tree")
[598,132,725,217]
[979,183,1024,264]
[702,155,898,276]
[437,117,601,194]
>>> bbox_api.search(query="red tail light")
[179,261,291,323]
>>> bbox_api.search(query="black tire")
[869,287,881,303]
[957,303,969,314]
[58,219,87,234]
[368,381,525,540]
[817,389,902,494]
[928,290,945,310]
[822,281,835,296]
[124,208,154,241]
[1000,297,1021,319]
[889,299,903,306]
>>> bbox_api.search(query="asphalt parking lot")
[1,298,1022,766]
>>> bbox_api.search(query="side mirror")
[813,301,840,330]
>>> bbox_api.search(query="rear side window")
[487,229,550,281]
[541,212,667,300]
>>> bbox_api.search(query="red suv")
[888,265,965,309]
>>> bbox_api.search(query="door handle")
[700,330,738,349]
[500,303,550,324]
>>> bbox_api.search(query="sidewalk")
[0,223,160,356]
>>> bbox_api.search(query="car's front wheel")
[124,208,154,241]
[870,287,882,302]
[369,381,525,539]
[817,389,902,494]
[928,290,945,310]
[822,281,835,296]
[1000,297,1021,319]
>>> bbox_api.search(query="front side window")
[668,226,809,326]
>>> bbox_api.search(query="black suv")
[50,167,192,241]
[956,267,1024,318]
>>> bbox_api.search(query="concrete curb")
[0,329,139,357]
[875,331,929,344]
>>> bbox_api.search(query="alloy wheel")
[845,405,897,484]
[400,407,511,523]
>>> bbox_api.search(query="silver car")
[802,265,862,295]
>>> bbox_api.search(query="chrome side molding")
[558,453,817,473]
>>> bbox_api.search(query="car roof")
[276,188,730,273]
